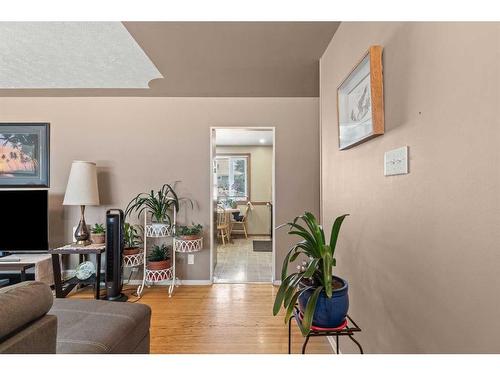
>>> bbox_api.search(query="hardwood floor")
[71,283,333,354]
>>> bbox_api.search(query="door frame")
[209,126,276,284]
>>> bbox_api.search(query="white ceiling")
[0,22,339,96]
[215,129,273,146]
[0,22,162,88]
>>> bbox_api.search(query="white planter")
[145,223,171,238]
[151,222,168,230]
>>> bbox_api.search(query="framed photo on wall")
[0,123,50,187]
[337,45,384,150]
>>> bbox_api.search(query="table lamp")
[63,161,100,245]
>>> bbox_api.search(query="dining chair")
[217,210,230,245]
[230,204,249,239]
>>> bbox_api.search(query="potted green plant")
[147,244,171,270]
[123,222,142,256]
[90,223,105,244]
[273,212,349,335]
[176,223,203,240]
[125,184,179,230]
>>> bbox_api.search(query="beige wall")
[0,97,319,281]
[216,145,272,235]
[320,22,500,353]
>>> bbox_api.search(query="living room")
[1,1,500,374]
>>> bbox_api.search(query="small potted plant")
[90,223,105,244]
[147,244,171,270]
[176,223,203,240]
[273,212,349,335]
[123,222,142,256]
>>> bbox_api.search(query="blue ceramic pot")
[298,276,349,328]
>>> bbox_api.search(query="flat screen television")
[0,190,48,252]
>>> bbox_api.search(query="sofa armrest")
[0,281,54,341]
[0,314,57,354]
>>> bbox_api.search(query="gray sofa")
[0,281,151,354]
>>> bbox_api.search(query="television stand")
[0,254,53,286]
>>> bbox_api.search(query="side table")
[49,243,105,300]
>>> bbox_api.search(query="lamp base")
[74,205,92,246]
[75,239,92,246]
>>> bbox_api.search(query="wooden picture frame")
[0,123,50,187]
[337,45,384,150]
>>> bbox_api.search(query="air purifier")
[105,209,128,301]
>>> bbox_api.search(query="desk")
[49,243,105,300]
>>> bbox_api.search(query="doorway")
[210,127,275,283]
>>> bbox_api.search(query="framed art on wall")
[337,45,384,150]
[0,123,50,187]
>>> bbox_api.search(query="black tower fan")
[105,209,128,301]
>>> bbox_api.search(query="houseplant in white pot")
[125,183,191,230]
[273,212,349,334]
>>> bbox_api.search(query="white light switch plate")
[188,254,195,265]
[384,146,408,176]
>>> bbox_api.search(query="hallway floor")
[214,236,272,283]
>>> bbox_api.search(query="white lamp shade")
[63,161,100,206]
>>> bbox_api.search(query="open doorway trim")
[209,126,276,284]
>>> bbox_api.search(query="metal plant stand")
[288,306,363,354]
[122,249,144,285]
[136,209,178,298]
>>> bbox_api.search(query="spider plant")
[125,183,192,225]
[273,212,348,335]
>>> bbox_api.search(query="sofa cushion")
[49,298,151,354]
[0,281,54,341]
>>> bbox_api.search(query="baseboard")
[126,279,213,286]
[327,336,340,354]
[272,280,281,286]
[63,270,212,286]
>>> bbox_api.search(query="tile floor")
[214,236,272,283]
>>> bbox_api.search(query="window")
[216,154,250,202]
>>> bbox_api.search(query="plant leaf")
[303,258,320,278]
[322,249,333,298]
[273,274,296,315]
[329,214,349,257]
[283,291,300,324]
[300,286,323,335]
